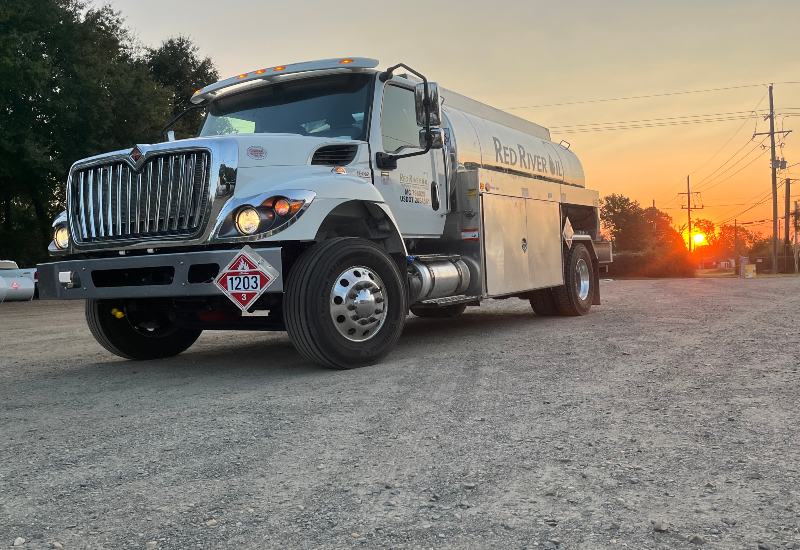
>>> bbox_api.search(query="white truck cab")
[38,57,611,368]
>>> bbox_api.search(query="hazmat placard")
[214,246,279,311]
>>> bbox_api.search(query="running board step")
[419,294,480,306]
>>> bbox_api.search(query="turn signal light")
[339,58,354,64]
[273,199,291,217]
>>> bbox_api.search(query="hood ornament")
[129,145,145,169]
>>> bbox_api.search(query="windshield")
[199,73,373,140]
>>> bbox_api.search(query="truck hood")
[224,134,365,169]
[70,134,365,171]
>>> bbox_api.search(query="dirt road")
[1,278,798,549]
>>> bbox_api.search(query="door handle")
[430,181,440,211]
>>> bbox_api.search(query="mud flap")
[592,259,601,305]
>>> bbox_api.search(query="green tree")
[600,194,648,252]
[145,36,218,139]
[0,1,216,266]
[713,223,758,259]
[691,218,717,248]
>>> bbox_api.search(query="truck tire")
[85,299,202,360]
[284,237,407,369]
[410,303,467,318]
[551,243,594,316]
[529,289,559,316]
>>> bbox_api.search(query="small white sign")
[563,217,575,249]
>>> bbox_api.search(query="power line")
[688,91,767,176]
[718,182,785,226]
[548,110,766,130]
[503,83,769,111]
[693,136,767,190]
[653,93,768,210]
[694,142,770,193]
[503,81,800,111]
[553,114,760,134]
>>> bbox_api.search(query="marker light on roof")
[190,58,379,105]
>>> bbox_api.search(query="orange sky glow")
[107,0,800,238]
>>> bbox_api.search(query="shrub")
[606,248,695,278]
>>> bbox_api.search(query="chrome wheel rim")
[575,258,591,301]
[329,266,387,342]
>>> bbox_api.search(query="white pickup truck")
[37,57,610,368]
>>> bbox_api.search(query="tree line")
[601,193,765,277]
[0,0,217,265]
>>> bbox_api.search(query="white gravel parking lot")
[1,277,799,549]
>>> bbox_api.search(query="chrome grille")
[69,150,211,244]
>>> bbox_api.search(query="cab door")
[371,82,446,238]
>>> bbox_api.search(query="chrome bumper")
[37,247,282,300]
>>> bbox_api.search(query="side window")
[381,85,421,153]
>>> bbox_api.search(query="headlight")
[216,192,312,240]
[54,225,69,249]
[235,207,261,235]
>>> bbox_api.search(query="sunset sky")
[108,0,800,237]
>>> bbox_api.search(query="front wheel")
[86,299,202,360]
[284,238,407,369]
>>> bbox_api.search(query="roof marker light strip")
[191,57,378,104]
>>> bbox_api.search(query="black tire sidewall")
[564,244,594,315]
[86,299,201,360]
[287,239,407,368]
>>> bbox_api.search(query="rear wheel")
[85,299,202,360]
[410,303,467,318]
[529,288,559,316]
[284,238,407,369]
[551,243,595,316]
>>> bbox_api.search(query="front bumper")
[37,247,283,300]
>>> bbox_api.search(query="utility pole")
[785,178,800,272]
[679,175,702,252]
[753,84,791,273]
[795,200,799,244]
[769,85,778,273]
[786,178,791,248]
[734,218,738,258]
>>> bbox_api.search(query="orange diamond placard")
[214,246,279,311]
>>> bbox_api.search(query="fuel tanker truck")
[38,57,612,368]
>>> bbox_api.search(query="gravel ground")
[1,277,799,550]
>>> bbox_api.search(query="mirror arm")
[376,63,434,170]
[160,102,204,141]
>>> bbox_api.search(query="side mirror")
[415,82,441,127]
[166,130,176,142]
[419,128,444,150]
